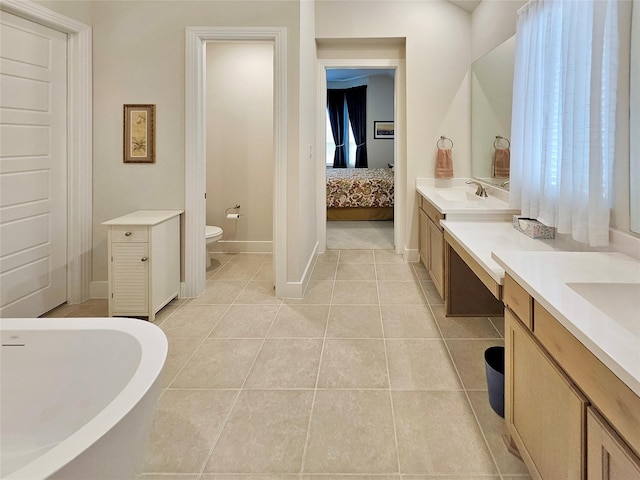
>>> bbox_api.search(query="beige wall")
[368,74,395,169]
[36,0,303,286]
[205,42,274,247]
[316,0,471,252]
[294,0,318,279]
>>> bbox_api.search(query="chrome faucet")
[500,180,510,188]
[466,180,488,197]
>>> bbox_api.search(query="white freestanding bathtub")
[0,318,168,480]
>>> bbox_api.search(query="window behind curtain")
[510,0,619,247]
[325,108,357,167]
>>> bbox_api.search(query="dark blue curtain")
[346,86,368,168]
[327,89,346,168]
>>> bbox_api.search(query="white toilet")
[206,225,223,268]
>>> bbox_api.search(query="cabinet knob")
[124,231,132,237]
[141,257,148,262]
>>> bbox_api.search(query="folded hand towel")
[435,148,453,179]
[494,148,510,178]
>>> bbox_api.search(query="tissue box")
[513,216,556,239]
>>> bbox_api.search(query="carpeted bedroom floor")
[326,220,394,249]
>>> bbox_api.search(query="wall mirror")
[631,0,639,234]
[471,35,515,190]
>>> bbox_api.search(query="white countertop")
[102,210,183,226]
[441,221,570,284]
[492,250,640,396]
[416,178,520,218]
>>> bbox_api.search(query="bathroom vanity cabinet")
[416,183,518,307]
[103,210,183,322]
[503,274,640,480]
[418,195,445,299]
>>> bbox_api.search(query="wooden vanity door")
[426,216,444,298]
[506,309,587,480]
[418,207,428,268]
[587,408,640,480]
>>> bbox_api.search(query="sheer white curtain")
[510,0,619,247]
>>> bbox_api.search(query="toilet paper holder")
[225,205,243,219]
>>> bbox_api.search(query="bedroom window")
[326,109,357,167]
[327,86,368,168]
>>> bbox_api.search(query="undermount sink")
[417,181,518,215]
[566,282,640,336]
[434,189,484,202]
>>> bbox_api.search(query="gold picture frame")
[123,104,155,163]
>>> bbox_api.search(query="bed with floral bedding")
[326,167,394,220]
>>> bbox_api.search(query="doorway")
[324,67,396,250]
[317,59,406,257]
[184,27,287,298]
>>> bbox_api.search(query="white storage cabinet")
[103,210,182,322]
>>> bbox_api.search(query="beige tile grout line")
[159,252,275,392]
[487,316,511,480]
[413,262,504,478]
[376,254,404,475]
[298,250,337,475]
[146,252,509,478]
[144,256,273,478]
[194,284,286,479]
[139,300,233,478]
[160,303,233,391]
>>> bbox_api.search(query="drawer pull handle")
[124,232,132,237]
[141,257,148,262]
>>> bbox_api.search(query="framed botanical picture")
[374,121,394,139]
[123,104,155,163]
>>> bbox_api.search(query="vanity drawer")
[420,196,444,228]
[534,302,640,457]
[503,274,532,329]
[111,226,149,243]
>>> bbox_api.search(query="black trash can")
[484,346,505,418]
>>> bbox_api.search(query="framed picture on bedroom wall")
[123,104,156,163]
[374,121,394,139]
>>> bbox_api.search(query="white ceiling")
[447,0,482,13]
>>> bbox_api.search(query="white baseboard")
[275,241,318,299]
[299,240,318,296]
[404,247,420,263]
[276,281,303,299]
[212,240,273,253]
[90,281,108,299]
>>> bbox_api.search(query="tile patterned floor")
[45,250,532,480]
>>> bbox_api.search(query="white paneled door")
[0,13,68,317]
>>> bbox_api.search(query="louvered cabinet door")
[111,242,149,315]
